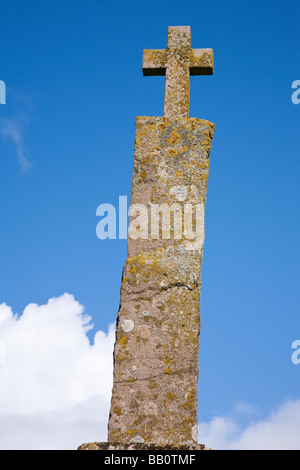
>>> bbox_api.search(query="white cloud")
[198,400,300,450]
[0,294,115,449]
[1,293,300,450]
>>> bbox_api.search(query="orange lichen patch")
[166,130,181,145]
[167,148,178,157]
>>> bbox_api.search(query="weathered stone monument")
[79,26,215,451]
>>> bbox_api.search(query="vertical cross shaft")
[78,26,215,451]
[143,26,214,119]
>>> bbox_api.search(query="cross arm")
[190,48,214,75]
[142,49,166,76]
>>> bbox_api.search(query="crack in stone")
[123,280,198,297]
[114,365,198,385]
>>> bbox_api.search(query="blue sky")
[0,0,299,449]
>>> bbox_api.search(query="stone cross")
[143,26,213,119]
[79,26,215,451]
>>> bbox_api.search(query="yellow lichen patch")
[176,170,183,178]
[163,348,172,375]
[181,160,195,170]
[166,130,181,145]
[128,265,137,274]
[136,127,150,140]
[182,389,196,409]
[139,170,147,180]
[186,118,199,131]
[148,379,158,389]
[167,148,178,157]
[158,121,170,132]
[200,127,215,157]
[150,145,161,157]
[147,122,157,130]
[144,49,165,66]
[119,335,128,351]
[181,146,188,152]
[113,406,122,416]
[125,429,138,435]
[164,392,175,407]
[200,173,209,182]
[125,251,163,283]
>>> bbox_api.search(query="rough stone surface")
[78,442,211,451]
[107,116,214,447]
[79,26,214,450]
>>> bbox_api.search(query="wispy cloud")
[0,116,32,172]
[0,90,34,172]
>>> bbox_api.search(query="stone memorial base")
[78,442,211,450]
